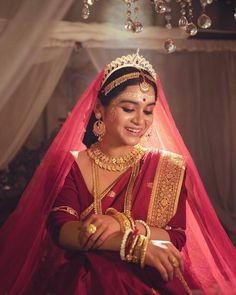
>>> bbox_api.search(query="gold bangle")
[135,220,151,239]
[133,235,146,264]
[106,208,133,233]
[126,234,139,262]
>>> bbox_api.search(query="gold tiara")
[101,50,157,87]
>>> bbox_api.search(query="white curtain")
[0,0,75,168]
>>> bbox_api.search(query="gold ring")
[168,255,179,268]
[86,223,97,234]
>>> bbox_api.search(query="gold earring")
[93,115,106,142]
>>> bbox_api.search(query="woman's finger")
[92,229,116,249]
[169,247,184,272]
[161,256,174,281]
[84,226,104,250]
[154,261,169,282]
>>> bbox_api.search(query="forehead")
[114,85,156,104]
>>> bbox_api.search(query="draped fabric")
[0,65,235,294]
[0,1,235,293]
[0,1,75,168]
[43,153,189,294]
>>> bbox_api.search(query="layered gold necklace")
[87,142,145,172]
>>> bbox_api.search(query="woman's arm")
[59,219,183,282]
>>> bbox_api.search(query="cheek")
[145,116,154,128]
[106,105,117,123]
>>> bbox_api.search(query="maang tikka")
[93,114,106,142]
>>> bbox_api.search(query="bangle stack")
[106,208,150,268]
[121,231,149,267]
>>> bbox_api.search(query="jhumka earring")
[93,114,106,142]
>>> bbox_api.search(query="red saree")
[41,150,198,295]
[0,70,235,295]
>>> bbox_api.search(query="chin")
[123,137,141,146]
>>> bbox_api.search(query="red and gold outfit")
[46,150,196,294]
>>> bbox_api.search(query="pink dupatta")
[0,71,235,294]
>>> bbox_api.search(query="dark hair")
[83,66,158,147]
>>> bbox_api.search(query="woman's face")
[97,84,156,147]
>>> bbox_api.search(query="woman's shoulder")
[70,150,90,172]
[144,148,186,167]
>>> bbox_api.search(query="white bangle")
[120,229,132,261]
[135,220,151,240]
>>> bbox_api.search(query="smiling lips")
[125,127,143,137]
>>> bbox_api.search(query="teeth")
[126,128,141,133]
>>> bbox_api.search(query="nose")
[132,109,144,126]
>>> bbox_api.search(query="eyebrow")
[118,99,156,107]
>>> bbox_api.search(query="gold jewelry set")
[87,142,145,172]
[87,141,150,268]
[88,141,144,215]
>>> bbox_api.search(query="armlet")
[50,206,79,218]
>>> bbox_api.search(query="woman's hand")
[145,240,184,282]
[79,214,121,250]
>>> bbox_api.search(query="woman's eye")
[144,110,153,115]
[122,107,134,113]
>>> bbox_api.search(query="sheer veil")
[0,70,235,294]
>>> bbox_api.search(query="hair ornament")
[101,49,157,87]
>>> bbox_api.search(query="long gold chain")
[92,162,102,214]
[92,159,141,216]
[124,162,140,217]
[87,142,145,172]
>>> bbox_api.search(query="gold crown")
[101,50,157,86]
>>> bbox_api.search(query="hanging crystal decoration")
[81,0,95,19]
[133,0,143,32]
[198,0,212,29]
[164,1,172,29]
[164,39,176,53]
[79,0,226,52]
[234,0,236,22]
[197,13,212,29]
[185,0,198,36]
[163,0,176,52]
[124,1,134,31]
[178,1,188,30]
[155,0,168,14]
[124,0,143,33]
[186,22,198,35]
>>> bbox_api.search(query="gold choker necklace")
[87,142,145,172]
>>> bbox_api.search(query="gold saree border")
[147,150,185,227]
